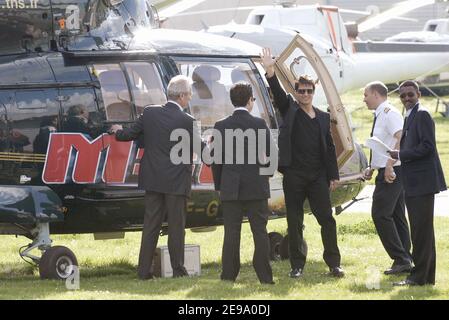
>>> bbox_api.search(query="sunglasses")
[296,89,315,95]
[399,92,416,99]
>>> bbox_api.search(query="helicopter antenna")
[274,0,297,8]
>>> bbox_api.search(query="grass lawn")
[1,212,448,300]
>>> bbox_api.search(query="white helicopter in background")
[160,0,449,102]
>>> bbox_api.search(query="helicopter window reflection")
[94,64,132,121]
[0,103,7,153]
[177,61,270,128]
[16,91,53,110]
[123,62,166,115]
[9,88,59,155]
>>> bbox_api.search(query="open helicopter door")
[274,34,354,167]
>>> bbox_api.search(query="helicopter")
[161,0,449,99]
[0,0,366,280]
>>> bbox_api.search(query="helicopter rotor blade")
[358,0,436,33]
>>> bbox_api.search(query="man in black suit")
[388,80,446,286]
[260,48,344,278]
[212,82,276,284]
[111,75,201,279]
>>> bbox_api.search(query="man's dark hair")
[294,75,318,91]
[68,104,87,117]
[230,82,253,107]
[366,81,388,97]
[399,80,420,92]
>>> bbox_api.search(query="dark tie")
[369,114,377,165]
[403,116,408,131]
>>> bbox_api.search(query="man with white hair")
[111,75,199,279]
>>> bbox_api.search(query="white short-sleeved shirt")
[371,101,403,169]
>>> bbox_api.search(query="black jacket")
[211,110,275,201]
[400,103,446,197]
[115,102,199,196]
[267,74,339,182]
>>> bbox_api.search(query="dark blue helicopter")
[0,0,367,280]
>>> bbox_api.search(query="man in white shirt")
[363,81,412,275]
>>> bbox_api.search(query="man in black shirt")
[261,48,344,278]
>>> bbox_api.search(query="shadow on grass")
[390,285,441,300]
[0,262,36,279]
[0,258,351,299]
[349,281,395,295]
[0,259,137,280]
[349,272,443,299]
[80,259,136,278]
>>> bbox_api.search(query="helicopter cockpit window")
[94,64,132,121]
[177,61,270,128]
[123,62,166,115]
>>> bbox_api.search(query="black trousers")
[372,167,411,265]
[138,191,187,279]
[283,169,341,270]
[221,200,273,284]
[405,194,436,285]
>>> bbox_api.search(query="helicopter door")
[274,34,354,167]
[93,61,167,185]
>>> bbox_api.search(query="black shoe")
[393,279,419,286]
[384,263,413,275]
[328,267,345,278]
[173,267,189,278]
[289,268,303,278]
[138,274,154,280]
[261,280,275,285]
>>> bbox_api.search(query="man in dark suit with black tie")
[212,82,276,284]
[260,48,344,278]
[388,80,447,286]
[110,75,201,279]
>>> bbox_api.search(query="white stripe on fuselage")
[159,0,208,18]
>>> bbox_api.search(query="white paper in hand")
[365,136,392,159]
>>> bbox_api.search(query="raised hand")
[260,47,276,78]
